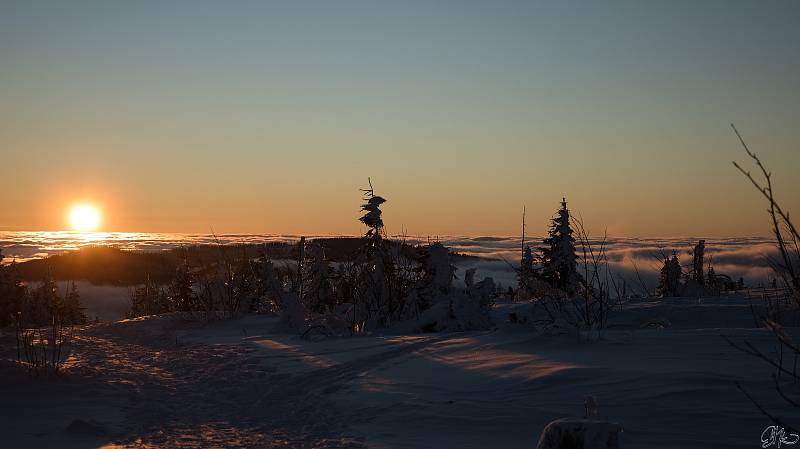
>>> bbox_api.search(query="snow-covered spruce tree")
[128,274,169,318]
[517,245,537,300]
[359,180,387,244]
[540,198,581,294]
[169,257,198,312]
[229,257,258,316]
[412,242,456,310]
[303,242,333,313]
[466,267,496,309]
[656,251,682,297]
[353,179,397,329]
[252,252,284,313]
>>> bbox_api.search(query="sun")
[69,204,101,232]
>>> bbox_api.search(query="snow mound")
[535,417,623,449]
[392,293,493,333]
[63,419,108,436]
[541,318,575,336]
[639,316,672,329]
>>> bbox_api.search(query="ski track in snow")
[71,320,379,448]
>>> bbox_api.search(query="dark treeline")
[10,239,482,287]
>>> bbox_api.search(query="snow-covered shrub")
[168,257,199,312]
[276,291,308,332]
[0,256,85,375]
[404,242,456,315]
[730,126,800,432]
[302,302,356,337]
[393,250,495,333]
[393,291,493,333]
[15,270,83,376]
[302,242,333,313]
[541,317,575,336]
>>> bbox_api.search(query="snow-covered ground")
[1,296,796,448]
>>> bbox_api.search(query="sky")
[1,0,799,237]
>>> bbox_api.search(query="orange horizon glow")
[2,190,788,239]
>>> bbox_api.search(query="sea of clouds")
[442,235,780,293]
[0,232,781,294]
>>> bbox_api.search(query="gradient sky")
[2,0,799,237]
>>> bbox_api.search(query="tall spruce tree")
[63,281,88,324]
[540,198,581,294]
[357,179,394,328]
[170,257,197,312]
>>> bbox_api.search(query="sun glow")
[69,204,101,232]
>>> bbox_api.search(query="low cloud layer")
[435,236,781,292]
[0,232,782,293]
